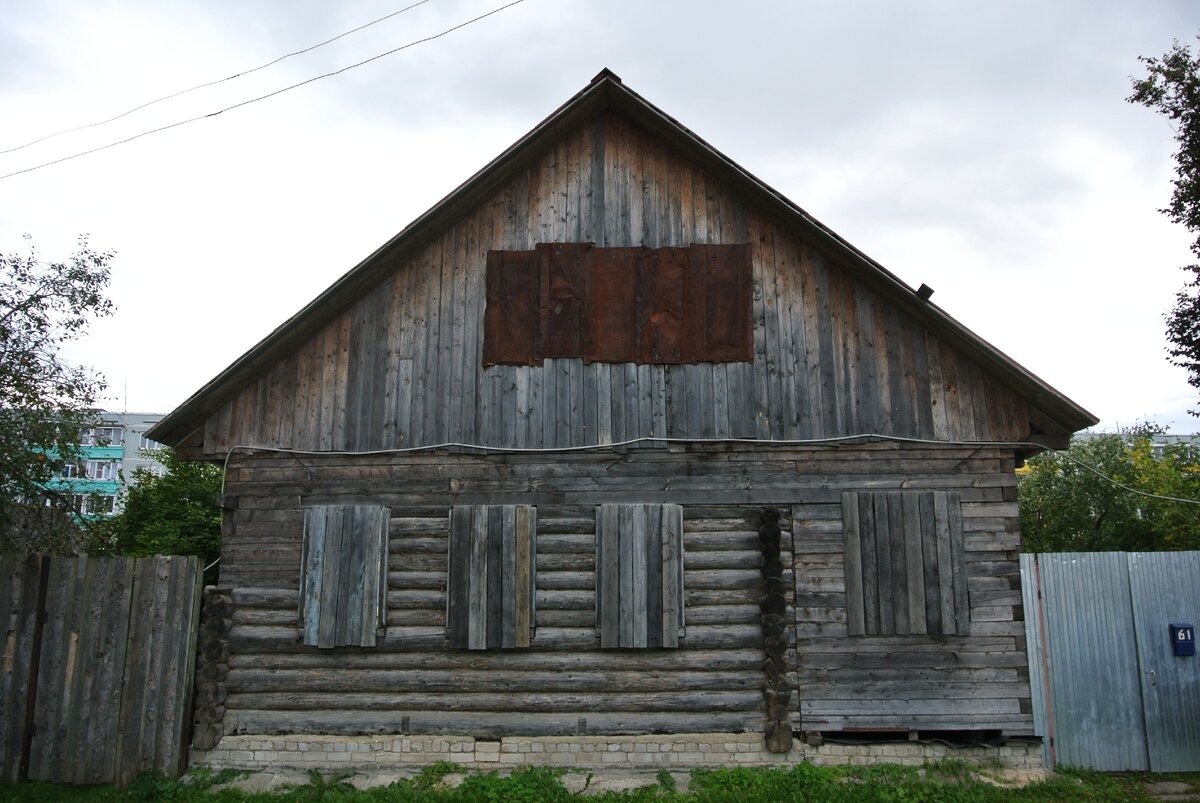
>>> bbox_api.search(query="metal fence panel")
[1127,551,1200,772]
[1034,552,1149,771]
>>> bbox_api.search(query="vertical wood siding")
[198,111,1030,456]
[0,555,203,785]
[794,454,1032,734]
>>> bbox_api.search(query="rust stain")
[484,243,752,366]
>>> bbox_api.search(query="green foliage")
[450,766,570,803]
[286,770,355,800]
[1,762,1194,801]
[88,449,222,568]
[1130,38,1200,415]
[1017,427,1200,552]
[0,235,115,546]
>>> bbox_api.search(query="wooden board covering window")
[595,503,684,649]
[299,505,389,648]
[447,505,536,650]
[483,243,752,366]
[842,491,970,637]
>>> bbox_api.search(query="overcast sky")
[2,0,1198,434]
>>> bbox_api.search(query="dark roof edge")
[149,70,1097,445]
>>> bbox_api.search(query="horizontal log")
[801,681,1029,700]
[225,690,763,713]
[802,697,1021,715]
[226,668,759,694]
[536,571,594,590]
[229,623,768,652]
[229,648,770,672]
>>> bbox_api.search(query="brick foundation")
[191,733,1043,774]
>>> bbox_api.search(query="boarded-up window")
[299,505,390,648]
[842,491,970,637]
[483,243,752,366]
[595,503,684,648]
[447,505,536,650]
[483,250,539,366]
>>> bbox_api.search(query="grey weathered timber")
[299,505,388,648]
[833,490,975,637]
[446,505,536,650]
[0,556,202,786]
[181,105,1063,459]
[596,503,684,649]
[142,72,1099,748]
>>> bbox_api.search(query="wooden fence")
[0,554,203,786]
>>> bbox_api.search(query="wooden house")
[148,70,1097,755]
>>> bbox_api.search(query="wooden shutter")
[447,505,536,650]
[596,503,684,648]
[299,505,389,648]
[842,491,970,636]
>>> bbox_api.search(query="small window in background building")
[85,460,119,480]
[60,463,80,478]
[139,433,163,450]
[81,426,124,446]
[87,495,117,515]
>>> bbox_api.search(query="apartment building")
[47,412,167,516]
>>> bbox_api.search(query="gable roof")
[149,68,1097,448]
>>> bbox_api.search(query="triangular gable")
[149,70,1096,454]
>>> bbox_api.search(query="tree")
[0,235,115,544]
[89,448,222,569]
[1129,38,1200,414]
[1017,426,1200,553]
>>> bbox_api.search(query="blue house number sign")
[1170,623,1195,657]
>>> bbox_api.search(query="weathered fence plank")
[0,554,203,786]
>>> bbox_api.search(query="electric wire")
[0,0,435,156]
[213,433,1200,505]
[204,432,1200,571]
[0,0,527,182]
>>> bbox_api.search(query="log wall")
[198,111,1030,457]
[216,443,1031,738]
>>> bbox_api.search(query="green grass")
[0,762,1194,802]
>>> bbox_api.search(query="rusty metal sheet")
[483,243,753,366]
[583,247,639,362]
[538,243,588,358]
[637,247,689,363]
[691,243,753,362]
[482,249,540,366]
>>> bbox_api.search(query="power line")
[0,0,527,182]
[0,0,435,156]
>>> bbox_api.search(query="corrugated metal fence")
[0,554,203,786]
[1021,551,1200,771]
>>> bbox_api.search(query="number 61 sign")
[1170,623,1195,657]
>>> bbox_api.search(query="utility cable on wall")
[215,433,1200,506]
